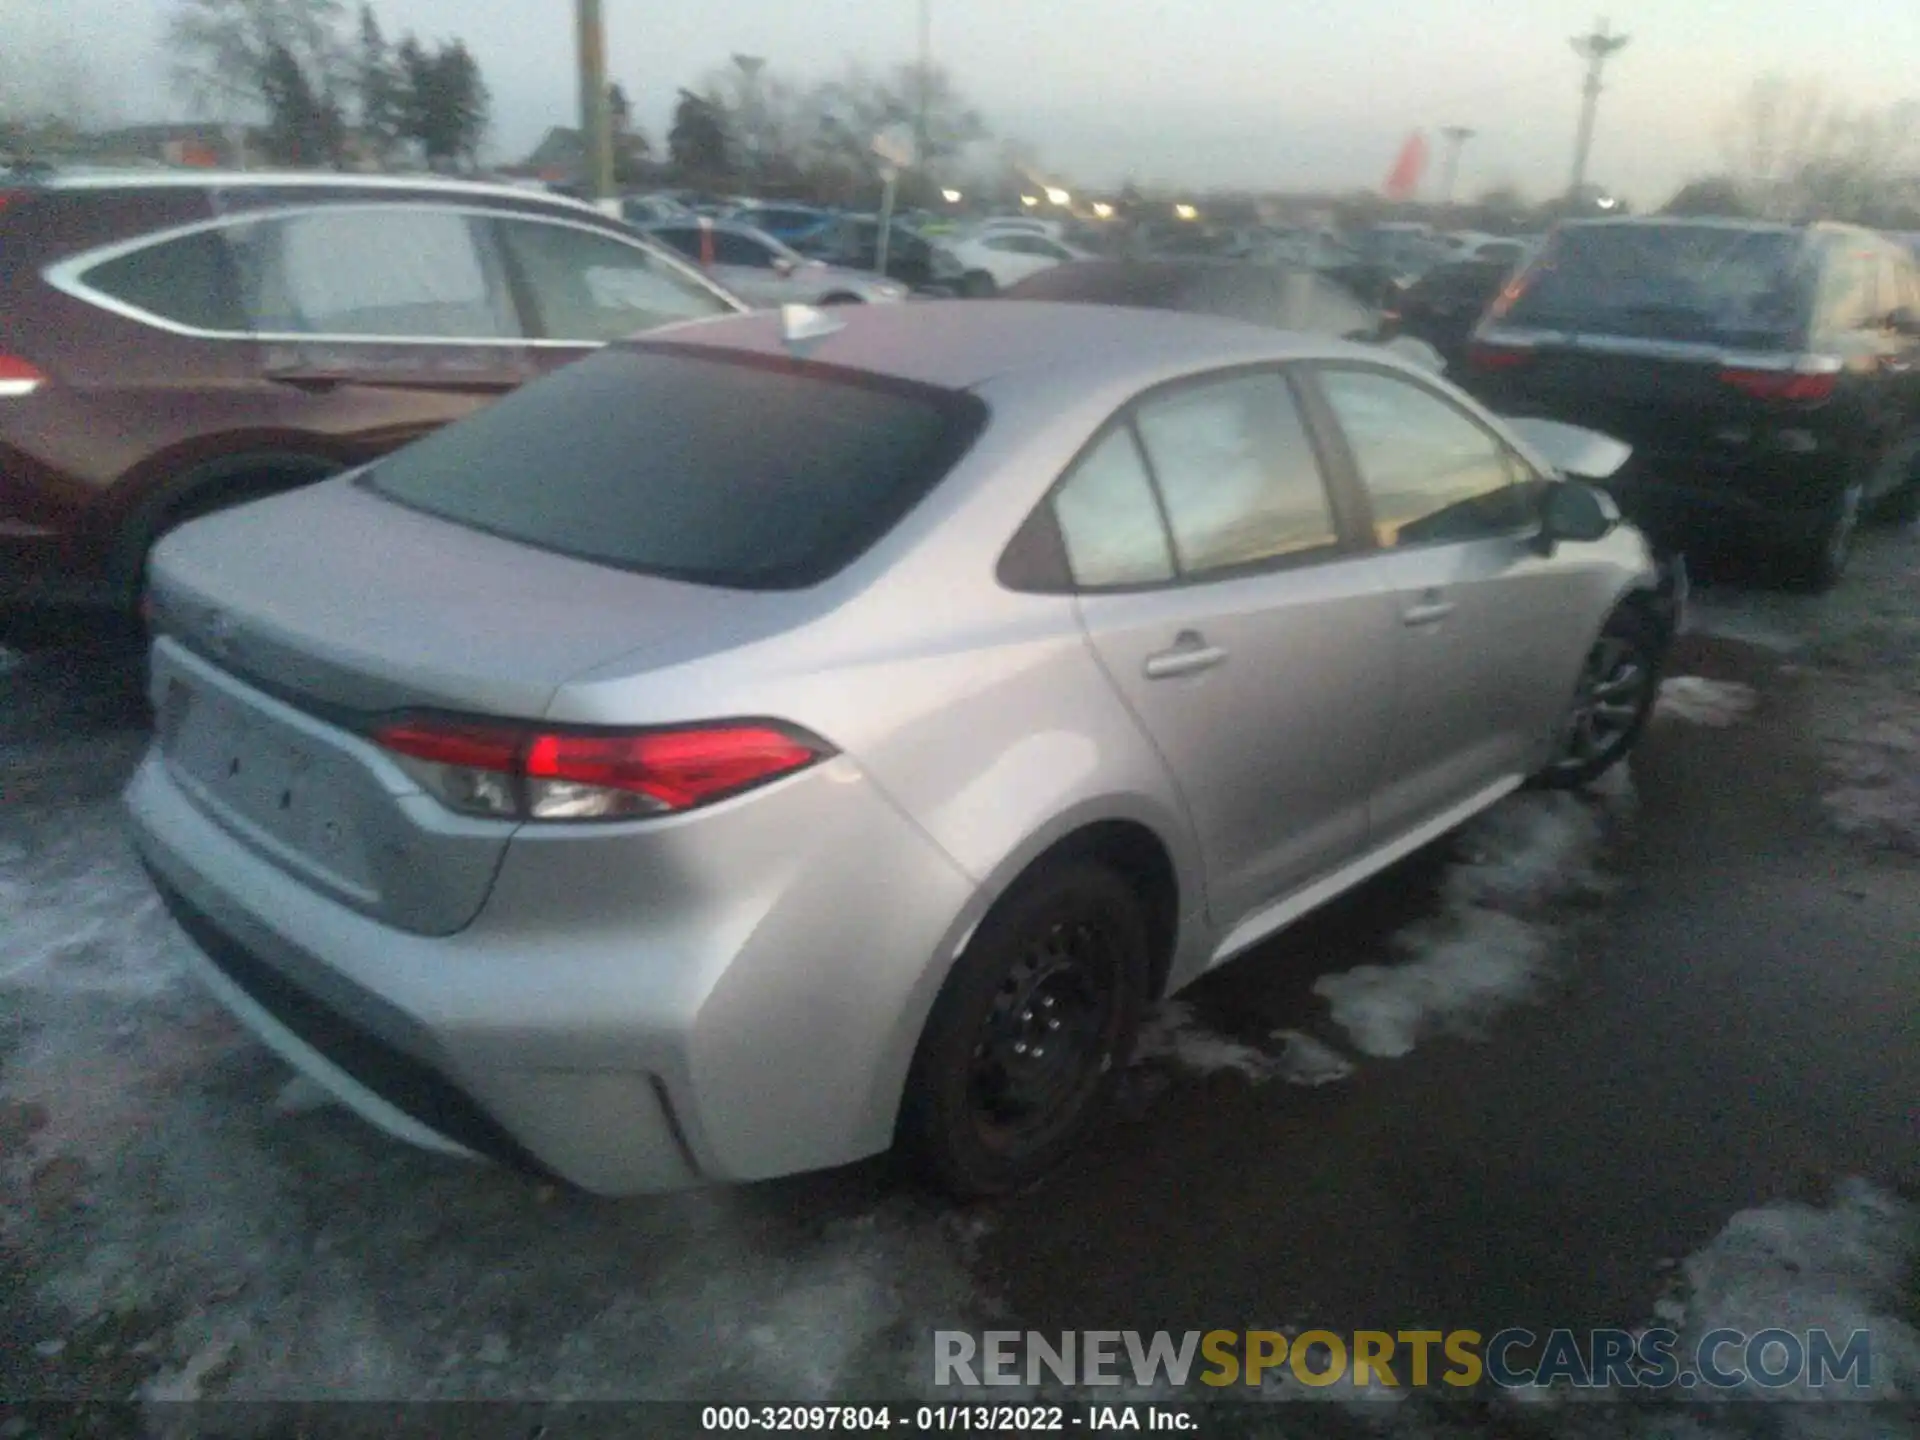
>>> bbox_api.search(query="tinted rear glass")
[1504,224,1811,343]
[83,230,247,333]
[364,346,985,590]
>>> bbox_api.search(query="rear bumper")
[124,732,977,1194]
[1602,450,1850,548]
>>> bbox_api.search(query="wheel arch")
[861,798,1204,1148]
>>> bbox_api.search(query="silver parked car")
[640,217,906,307]
[126,302,1680,1199]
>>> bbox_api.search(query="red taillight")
[1467,340,1533,371]
[1717,366,1837,402]
[526,726,825,812]
[372,716,832,821]
[376,718,524,773]
[0,354,46,398]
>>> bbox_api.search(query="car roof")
[631,298,1377,391]
[1557,215,1802,235]
[27,169,610,217]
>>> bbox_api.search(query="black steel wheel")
[897,859,1148,1198]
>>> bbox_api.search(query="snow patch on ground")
[1646,1179,1919,1404]
[1133,1000,1274,1080]
[1314,788,1614,1060]
[1269,1030,1357,1088]
[0,794,982,1403]
[1314,911,1551,1060]
[1819,691,1920,857]
[1654,676,1759,728]
[1133,1003,1357,1088]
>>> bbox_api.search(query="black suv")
[1463,218,1920,589]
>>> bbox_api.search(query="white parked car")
[939,230,1091,296]
[972,216,1067,240]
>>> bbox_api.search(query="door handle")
[1402,599,1456,626]
[1143,632,1228,679]
[265,367,350,393]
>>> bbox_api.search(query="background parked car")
[619,193,693,227]
[642,218,907,306]
[794,214,964,293]
[1001,258,1383,341]
[722,202,835,247]
[128,300,1677,1201]
[0,170,743,639]
[1389,254,1526,370]
[937,228,1090,295]
[1465,217,1920,589]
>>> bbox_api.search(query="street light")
[941,187,963,203]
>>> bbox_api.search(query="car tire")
[1537,602,1666,790]
[1873,472,1920,527]
[896,859,1149,1199]
[1777,477,1864,593]
[960,270,997,299]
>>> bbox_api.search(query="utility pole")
[914,0,932,169]
[1438,126,1475,206]
[576,0,614,204]
[733,54,766,186]
[1568,17,1629,204]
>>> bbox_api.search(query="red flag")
[1383,131,1429,201]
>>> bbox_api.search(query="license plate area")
[161,676,358,870]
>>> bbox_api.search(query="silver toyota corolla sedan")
[125,301,1680,1199]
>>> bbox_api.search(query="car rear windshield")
[1502,224,1812,343]
[363,346,986,590]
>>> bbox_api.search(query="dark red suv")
[0,171,743,635]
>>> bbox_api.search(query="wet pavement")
[1,529,1915,1430]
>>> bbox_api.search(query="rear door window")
[712,231,776,267]
[648,226,705,260]
[494,219,732,342]
[363,346,986,589]
[1817,248,1880,334]
[1133,371,1341,574]
[1051,428,1176,587]
[1504,224,1811,344]
[79,228,248,334]
[233,207,519,338]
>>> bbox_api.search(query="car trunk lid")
[1466,222,1823,452]
[145,476,805,935]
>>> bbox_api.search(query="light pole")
[575,0,613,203]
[733,53,766,186]
[1438,126,1475,207]
[915,0,932,167]
[1569,17,1630,204]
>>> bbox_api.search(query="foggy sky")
[5,0,1918,207]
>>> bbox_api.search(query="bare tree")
[1717,75,1919,221]
[166,0,352,124]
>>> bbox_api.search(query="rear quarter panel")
[545,367,1226,1127]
